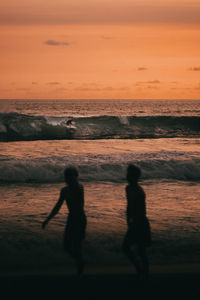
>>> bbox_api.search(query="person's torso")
[126,184,146,220]
[62,184,85,217]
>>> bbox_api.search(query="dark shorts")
[123,217,152,248]
[63,214,87,252]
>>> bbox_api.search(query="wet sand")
[1,265,199,300]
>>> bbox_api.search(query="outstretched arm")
[42,190,65,229]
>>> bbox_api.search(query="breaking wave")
[0,113,200,141]
[0,153,200,183]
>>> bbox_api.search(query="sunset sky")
[0,0,200,99]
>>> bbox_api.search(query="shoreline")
[1,265,200,300]
[1,263,200,278]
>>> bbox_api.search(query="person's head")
[126,164,141,184]
[64,166,79,185]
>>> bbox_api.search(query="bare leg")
[64,240,84,277]
[74,241,84,277]
[138,245,149,280]
[122,236,142,278]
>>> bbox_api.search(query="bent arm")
[126,186,134,226]
[80,184,84,210]
[42,190,65,228]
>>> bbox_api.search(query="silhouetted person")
[66,119,73,126]
[42,166,87,277]
[122,164,152,281]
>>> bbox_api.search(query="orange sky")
[0,0,200,99]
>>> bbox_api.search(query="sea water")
[0,99,200,270]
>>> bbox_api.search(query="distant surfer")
[66,119,74,126]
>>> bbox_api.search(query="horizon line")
[0,98,200,101]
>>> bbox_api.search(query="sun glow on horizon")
[0,1,200,99]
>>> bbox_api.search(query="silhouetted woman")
[42,166,87,276]
[122,164,152,280]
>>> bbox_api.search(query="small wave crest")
[0,155,200,183]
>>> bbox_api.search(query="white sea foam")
[1,152,200,183]
[118,116,129,125]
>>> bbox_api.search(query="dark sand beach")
[1,265,199,300]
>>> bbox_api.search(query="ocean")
[0,99,200,270]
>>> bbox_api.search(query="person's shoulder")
[138,184,144,192]
[126,184,133,195]
[126,183,143,193]
[137,184,145,196]
[61,186,68,192]
[60,186,68,196]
